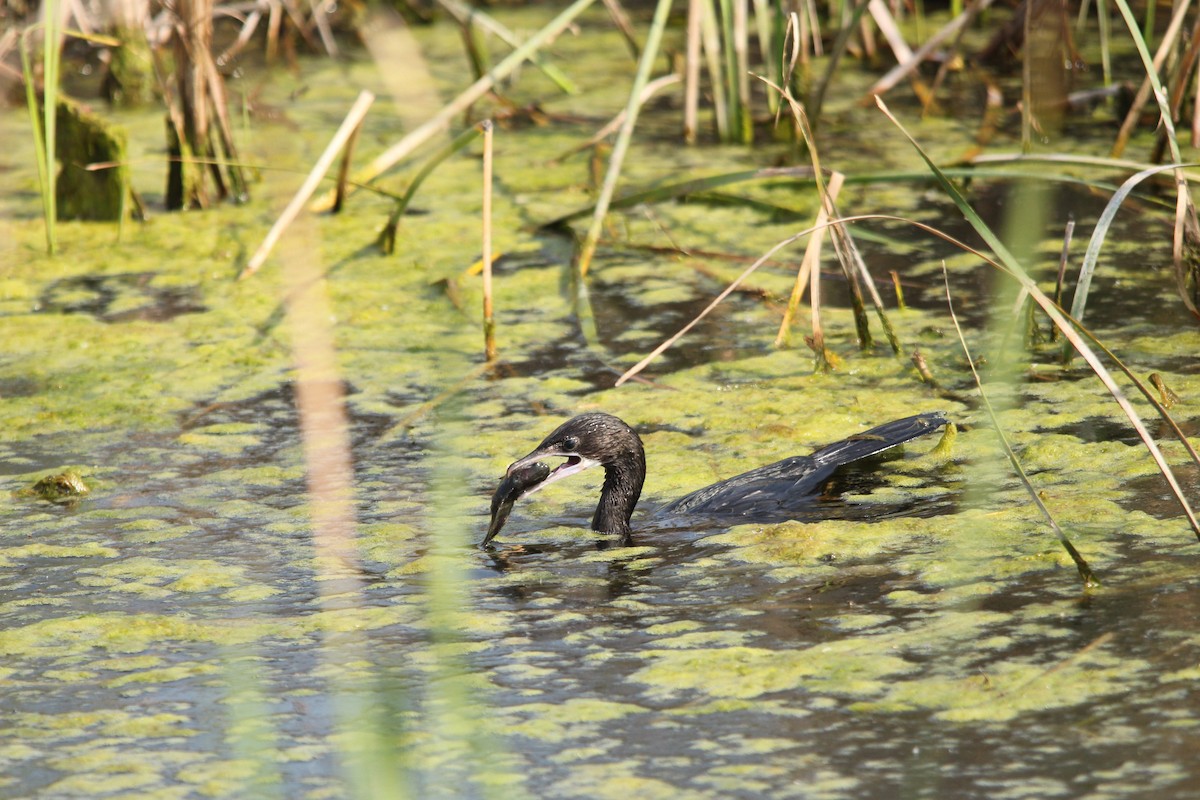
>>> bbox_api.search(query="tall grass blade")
[378,124,484,255]
[751,0,779,115]
[312,0,597,212]
[717,0,743,142]
[809,0,871,125]
[20,26,53,254]
[877,96,1200,541]
[732,0,752,143]
[42,0,61,253]
[1067,162,1197,342]
[1111,0,1191,159]
[544,165,815,227]
[437,0,579,94]
[576,0,674,277]
[943,265,1099,588]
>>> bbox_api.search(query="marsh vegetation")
[3,1,1200,797]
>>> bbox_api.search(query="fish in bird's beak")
[482,461,551,547]
[481,446,604,546]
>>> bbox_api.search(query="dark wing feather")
[660,412,946,520]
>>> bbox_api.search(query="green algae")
[0,542,119,566]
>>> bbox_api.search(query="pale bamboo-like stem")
[558,74,680,160]
[481,120,496,362]
[808,206,825,370]
[312,0,596,212]
[239,90,375,279]
[867,0,913,64]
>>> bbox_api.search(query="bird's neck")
[592,452,645,539]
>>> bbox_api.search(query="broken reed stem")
[775,171,844,348]
[864,0,994,100]
[332,113,367,214]
[616,223,822,386]
[240,90,375,279]
[1051,216,1075,342]
[809,208,826,370]
[481,120,496,362]
[281,232,363,602]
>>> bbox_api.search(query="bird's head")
[482,413,645,546]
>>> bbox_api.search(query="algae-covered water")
[4,6,1200,799]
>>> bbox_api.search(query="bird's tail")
[810,412,948,468]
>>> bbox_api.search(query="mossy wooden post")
[55,97,134,220]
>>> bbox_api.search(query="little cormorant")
[483,411,947,546]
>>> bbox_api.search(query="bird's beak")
[481,448,602,546]
[506,449,602,495]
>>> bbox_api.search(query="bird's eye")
[561,436,579,452]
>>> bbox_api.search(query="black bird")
[483,411,948,546]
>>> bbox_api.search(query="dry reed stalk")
[240,90,375,280]
[481,120,496,362]
[1051,217,1075,342]
[867,0,913,65]
[555,74,680,161]
[701,0,729,140]
[889,270,906,309]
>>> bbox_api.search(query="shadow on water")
[38,272,208,323]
